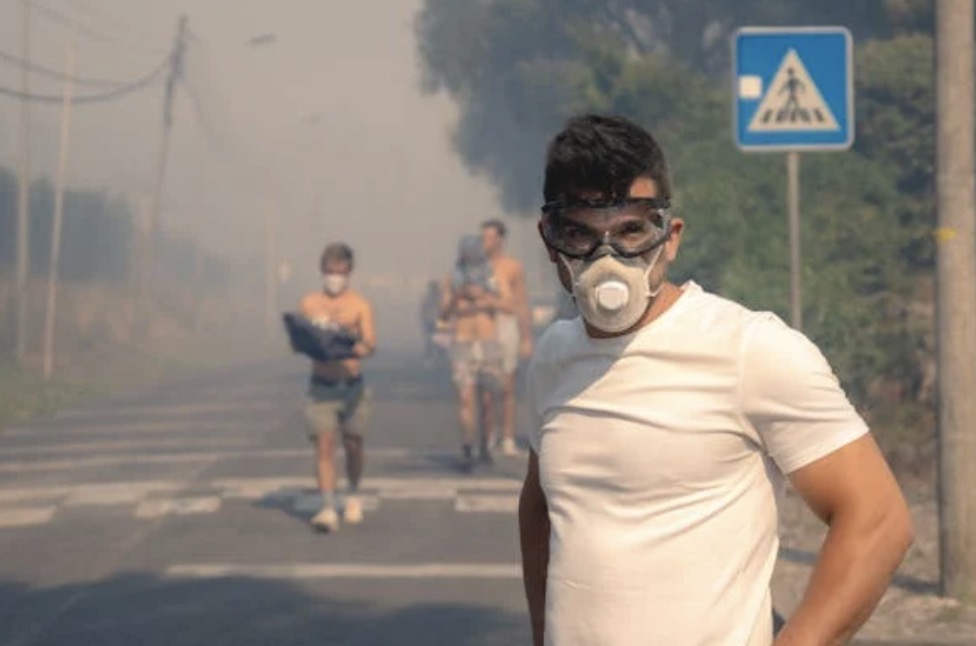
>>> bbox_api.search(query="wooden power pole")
[935,0,976,601]
[14,0,32,363]
[42,42,75,379]
[139,15,188,322]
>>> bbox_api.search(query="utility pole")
[140,14,188,321]
[14,0,32,363]
[935,0,976,601]
[42,42,75,379]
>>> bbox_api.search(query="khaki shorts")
[303,376,370,439]
[451,340,504,391]
[495,314,520,375]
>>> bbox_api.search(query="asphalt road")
[0,351,530,646]
[0,350,952,646]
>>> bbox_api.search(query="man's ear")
[665,217,684,262]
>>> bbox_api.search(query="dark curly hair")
[319,242,354,273]
[542,114,672,204]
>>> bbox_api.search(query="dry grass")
[0,276,279,430]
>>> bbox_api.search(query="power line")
[29,0,166,55]
[51,0,166,46]
[0,48,135,88]
[183,81,232,153]
[0,58,167,104]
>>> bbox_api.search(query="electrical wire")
[29,0,167,55]
[0,48,137,88]
[182,81,228,151]
[0,58,168,104]
[50,0,167,48]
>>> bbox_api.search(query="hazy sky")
[0,0,555,309]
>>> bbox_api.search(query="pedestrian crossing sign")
[733,27,853,151]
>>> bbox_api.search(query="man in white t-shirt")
[518,114,914,646]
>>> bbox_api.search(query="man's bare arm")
[439,276,458,319]
[475,273,516,315]
[298,294,317,319]
[775,434,914,646]
[509,260,534,357]
[519,450,550,646]
[510,260,533,337]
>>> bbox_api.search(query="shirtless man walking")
[481,219,533,456]
[298,242,376,532]
[441,235,515,471]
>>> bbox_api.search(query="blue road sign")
[733,27,853,151]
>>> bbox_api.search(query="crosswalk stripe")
[0,481,179,504]
[0,475,520,505]
[166,563,521,580]
[0,454,220,473]
[2,422,245,437]
[135,497,222,519]
[0,506,57,528]
[0,438,254,455]
[55,402,280,419]
[0,448,505,471]
[213,476,522,497]
[291,492,380,513]
[455,494,519,513]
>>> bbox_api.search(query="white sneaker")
[501,438,519,456]
[311,506,340,533]
[343,496,364,525]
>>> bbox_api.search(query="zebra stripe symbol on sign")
[748,49,838,133]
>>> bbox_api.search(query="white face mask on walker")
[322,273,349,296]
[540,196,672,335]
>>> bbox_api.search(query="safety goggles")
[540,197,672,259]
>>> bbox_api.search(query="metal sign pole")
[787,150,802,330]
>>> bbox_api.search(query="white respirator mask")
[559,245,665,334]
[322,273,349,296]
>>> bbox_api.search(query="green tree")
[855,33,935,270]
[415,0,938,442]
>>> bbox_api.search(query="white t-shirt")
[526,281,868,646]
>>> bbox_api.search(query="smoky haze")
[0,0,555,351]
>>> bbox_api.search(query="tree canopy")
[415,0,939,445]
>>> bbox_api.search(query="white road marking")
[0,454,220,473]
[166,563,521,580]
[213,476,522,500]
[65,490,143,506]
[2,422,246,437]
[379,482,457,500]
[0,448,513,473]
[0,474,519,504]
[55,402,279,419]
[60,480,186,506]
[366,477,522,492]
[291,492,380,514]
[135,497,222,519]
[455,494,519,513]
[214,478,309,499]
[0,506,57,528]
[0,476,519,525]
[0,481,179,504]
[0,438,254,455]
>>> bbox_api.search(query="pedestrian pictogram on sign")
[748,50,838,133]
